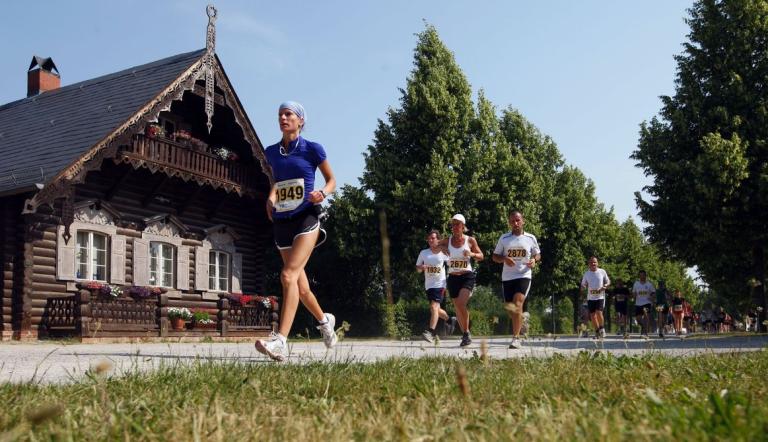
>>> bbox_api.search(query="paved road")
[1,334,766,384]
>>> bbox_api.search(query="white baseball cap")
[451,214,466,225]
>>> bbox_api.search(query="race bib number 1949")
[275,178,305,212]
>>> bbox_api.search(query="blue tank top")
[264,136,327,219]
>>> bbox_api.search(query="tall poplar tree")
[361,25,475,294]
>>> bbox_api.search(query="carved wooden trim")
[26,53,272,214]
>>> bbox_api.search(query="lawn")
[1,350,766,441]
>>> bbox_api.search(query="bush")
[468,309,494,336]
[192,311,210,322]
[383,302,411,339]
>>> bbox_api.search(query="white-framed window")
[149,242,175,288]
[208,251,230,292]
[76,231,108,281]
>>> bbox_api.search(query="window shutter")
[110,234,126,284]
[132,238,150,286]
[195,246,210,291]
[231,253,243,293]
[177,245,190,290]
[56,225,76,281]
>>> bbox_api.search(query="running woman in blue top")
[255,101,338,361]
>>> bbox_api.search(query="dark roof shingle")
[0,49,205,194]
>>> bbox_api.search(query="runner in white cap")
[438,214,483,347]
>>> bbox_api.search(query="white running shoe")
[509,338,522,349]
[421,330,435,343]
[255,332,286,362]
[317,313,338,348]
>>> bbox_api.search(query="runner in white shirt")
[632,269,655,337]
[437,214,484,347]
[415,230,456,343]
[492,210,541,349]
[580,256,611,339]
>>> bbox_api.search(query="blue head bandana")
[279,101,306,122]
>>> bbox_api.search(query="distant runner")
[632,270,655,338]
[612,279,630,336]
[671,288,685,337]
[580,257,611,339]
[655,280,670,338]
[416,230,456,343]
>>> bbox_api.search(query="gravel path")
[1,334,765,384]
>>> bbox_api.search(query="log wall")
[75,160,272,294]
[0,196,24,340]
[5,157,272,340]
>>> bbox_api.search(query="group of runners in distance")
[579,263,689,340]
[254,100,695,362]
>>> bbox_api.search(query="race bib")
[616,294,626,302]
[589,289,603,295]
[673,305,683,312]
[448,259,469,272]
[425,266,442,274]
[275,178,305,213]
[506,248,528,263]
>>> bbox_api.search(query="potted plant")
[127,285,165,301]
[192,311,216,330]
[76,281,122,300]
[145,123,166,139]
[167,307,192,331]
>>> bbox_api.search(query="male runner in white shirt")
[580,256,611,339]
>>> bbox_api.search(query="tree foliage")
[632,0,768,311]
[305,25,698,335]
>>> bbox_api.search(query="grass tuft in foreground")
[1,350,767,440]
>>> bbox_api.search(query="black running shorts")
[426,288,445,303]
[272,207,327,250]
[587,299,605,313]
[502,278,531,303]
[447,272,475,298]
[635,304,651,316]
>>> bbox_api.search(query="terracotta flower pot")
[171,317,186,331]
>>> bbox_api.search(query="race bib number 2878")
[275,178,305,212]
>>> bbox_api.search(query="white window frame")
[149,242,176,288]
[75,231,109,282]
[208,250,230,292]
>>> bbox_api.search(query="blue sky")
[1,1,691,224]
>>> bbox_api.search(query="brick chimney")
[27,56,60,97]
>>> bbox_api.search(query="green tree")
[305,185,383,335]
[632,0,768,317]
[361,25,473,297]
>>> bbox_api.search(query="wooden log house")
[0,17,279,341]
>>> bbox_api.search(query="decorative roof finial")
[204,4,217,134]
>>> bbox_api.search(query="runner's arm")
[468,237,484,262]
[265,185,277,222]
[308,160,336,203]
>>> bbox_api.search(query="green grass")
[1,351,767,441]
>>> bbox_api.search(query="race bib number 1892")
[275,178,305,212]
